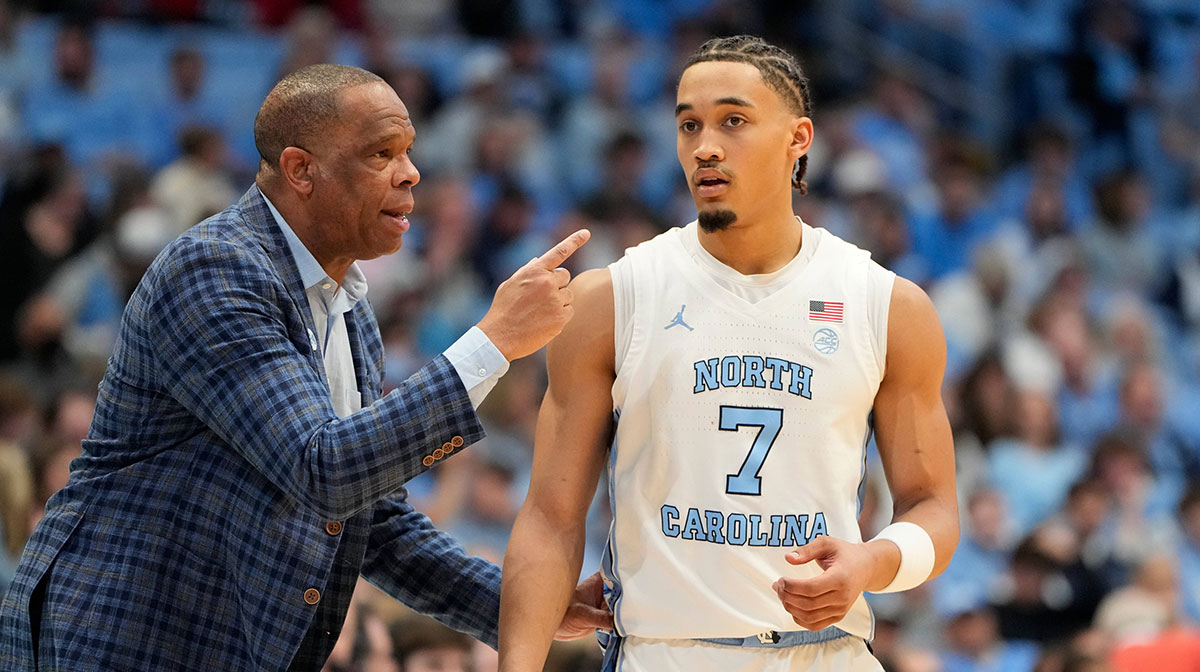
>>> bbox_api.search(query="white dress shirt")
[262,194,508,416]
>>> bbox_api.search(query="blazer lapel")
[238,185,325,373]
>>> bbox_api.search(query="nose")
[693,128,723,163]
[393,154,420,188]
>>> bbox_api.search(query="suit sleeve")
[143,236,485,519]
[361,493,502,648]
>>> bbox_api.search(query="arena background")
[2,1,1200,670]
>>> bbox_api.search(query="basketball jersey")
[603,220,896,642]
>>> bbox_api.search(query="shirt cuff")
[444,326,511,409]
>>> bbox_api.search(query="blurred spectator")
[988,390,1087,535]
[0,151,95,363]
[1174,483,1200,626]
[20,16,143,176]
[991,535,1078,644]
[1094,554,1179,644]
[909,140,1000,280]
[151,125,237,233]
[1116,363,1197,496]
[0,374,38,446]
[0,441,32,598]
[389,612,472,672]
[991,123,1094,234]
[25,175,174,366]
[934,488,1016,619]
[1066,1,1156,176]
[1081,171,1166,297]
[850,70,935,199]
[940,604,1040,672]
[1037,479,1122,626]
[139,47,228,169]
[254,0,363,31]
[1087,431,1178,582]
[274,6,340,80]
[421,48,509,177]
[469,183,547,291]
[26,435,80,528]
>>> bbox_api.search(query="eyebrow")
[675,97,755,116]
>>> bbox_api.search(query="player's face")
[675,61,810,230]
[307,81,420,265]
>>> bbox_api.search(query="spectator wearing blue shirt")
[910,143,1000,280]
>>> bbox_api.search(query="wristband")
[869,521,935,593]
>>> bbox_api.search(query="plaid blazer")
[0,186,500,671]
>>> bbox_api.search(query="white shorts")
[603,634,884,672]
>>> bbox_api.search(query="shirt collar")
[260,192,368,304]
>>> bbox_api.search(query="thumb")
[785,535,832,566]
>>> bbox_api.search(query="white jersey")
[603,220,896,642]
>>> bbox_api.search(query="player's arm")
[868,276,959,581]
[773,277,958,630]
[498,268,616,672]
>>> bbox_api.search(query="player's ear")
[788,116,813,161]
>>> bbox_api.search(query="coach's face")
[307,81,420,264]
[675,61,810,230]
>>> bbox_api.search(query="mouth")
[380,208,411,233]
[694,175,730,199]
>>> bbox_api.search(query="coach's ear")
[279,146,315,197]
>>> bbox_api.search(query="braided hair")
[684,35,814,195]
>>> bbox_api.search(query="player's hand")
[772,535,884,631]
[477,229,590,361]
[554,571,614,640]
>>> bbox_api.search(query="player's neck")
[697,210,803,276]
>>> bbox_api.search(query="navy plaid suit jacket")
[0,186,501,670]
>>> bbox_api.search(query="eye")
[679,120,699,133]
[374,148,392,159]
[724,116,745,128]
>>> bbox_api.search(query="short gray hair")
[253,64,383,168]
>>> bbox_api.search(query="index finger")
[536,229,591,269]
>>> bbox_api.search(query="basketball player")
[498,36,959,671]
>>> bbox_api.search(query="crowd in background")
[2,0,1200,671]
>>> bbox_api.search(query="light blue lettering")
[789,363,813,399]
[705,510,725,544]
[784,514,809,547]
[682,508,705,540]
[769,514,784,546]
[765,357,789,391]
[720,356,742,387]
[742,356,767,388]
[693,359,720,393]
[726,513,748,545]
[661,505,680,537]
[810,512,828,541]
[748,514,770,546]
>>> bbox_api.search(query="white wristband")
[869,521,935,593]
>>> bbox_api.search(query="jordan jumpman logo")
[665,304,694,331]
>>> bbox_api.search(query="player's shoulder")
[615,223,688,261]
[888,275,936,321]
[572,267,614,305]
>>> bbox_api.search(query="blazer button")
[451,436,464,448]
[432,448,445,460]
[441,441,453,452]
[304,588,321,605]
[325,521,342,535]
[422,455,435,467]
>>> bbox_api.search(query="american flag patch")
[809,300,844,323]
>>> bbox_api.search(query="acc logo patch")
[813,328,840,355]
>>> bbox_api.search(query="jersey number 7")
[720,406,784,496]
